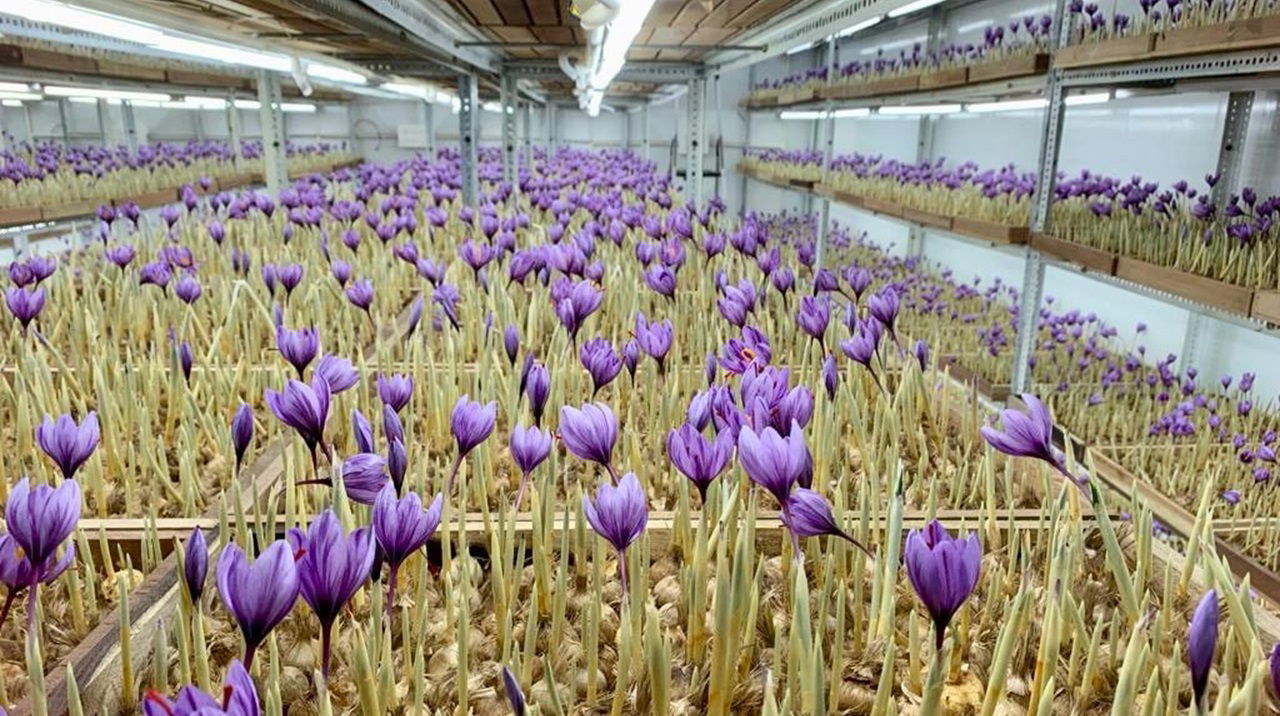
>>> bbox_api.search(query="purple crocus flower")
[796,295,830,345]
[1269,644,1280,707]
[643,265,677,298]
[621,339,640,380]
[666,423,734,501]
[5,477,79,579]
[979,393,1071,479]
[737,421,812,503]
[217,540,300,670]
[580,337,623,397]
[377,373,414,413]
[635,314,674,373]
[501,665,526,716]
[338,453,390,504]
[287,510,375,677]
[178,341,194,383]
[36,412,100,480]
[719,325,772,375]
[504,324,520,365]
[174,276,202,304]
[868,286,900,340]
[345,279,374,314]
[276,326,319,378]
[1188,590,1218,709]
[782,487,871,557]
[822,354,838,400]
[265,377,331,465]
[8,262,33,288]
[904,520,981,649]
[560,402,620,479]
[373,485,442,612]
[315,354,358,394]
[5,287,45,333]
[447,396,497,494]
[352,409,375,455]
[526,363,551,426]
[509,425,553,511]
[231,403,254,473]
[105,245,135,269]
[142,660,258,716]
[183,527,207,603]
[331,260,352,286]
[583,472,648,592]
[913,339,930,370]
[277,263,304,295]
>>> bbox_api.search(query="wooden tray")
[128,190,180,209]
[862,74,921,96]
[968,53,1051,83]
[900,206,952,230]
[1030,232,1118,274]
[165,69,248,88]
[951,216,1030,245]
[918,67,969,90]
[0,44,98,73]
[96,60,166,82]
[939,356,1009,402]
[1054,34,1157,68]
[0,206,43,227]
[1156,15,1280,56]
[40,201,98,221]
[1249,290,1280,325]
[861,196,904,218]
[1114,256,1254,316]
[788,178,816,190]
[833,190,864,209]
[813,183,836,198]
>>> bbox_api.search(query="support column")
[641,104,651,162]
[814,39,837,269]
[421,100,436,158]
[458,73,479,206]
[521,102,532,171]
[23,103,35,146]
[96,99,109,144]
[905,115,936,257]
[122,101,139,153]
[257,71,287,193]
[500,74,517,188]
[684,75,707,209]
[1011,0,1071,395]
[547,104,558,153]
[227,93,245,172]
[57,98,71,145]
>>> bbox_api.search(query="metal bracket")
[685,75,707,208]
[57,98,71,145]
[458,73,479,205]
[1060,49,1280,87]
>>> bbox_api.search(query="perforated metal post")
[227,93,244,171]
[905,115,935,257]
[521,102,532,170]
[641,104,651,161]
[815,38,837,270]
[624,109,633,149]
[57,98,71,145]
[121,100,138,153]
[458,73,479,205]
[257,71,287,193]
[500,74,516,187]
[1011,0,1070,395]
[23,103,35,146]
[96,99,108,143]
[422,100,436,158]
[547,104,557,153]
[685,75,707,209]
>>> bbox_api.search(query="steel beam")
[121,101,139,153]
[57,98,71,145]
[256,70,288,193]
[503,59,700,82]
[684,75,707,209]
[521,102,532,171]
[500,74,517,187]
[422,100,436,158]
[292,0,493,74]
[547,104,558,153]
[227,92,244,172]
[641,105,651,162]
[96,99,108,144]
[458,74,479,205]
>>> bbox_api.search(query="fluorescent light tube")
[0,82,32,94]
[182,96,229,109]
[584,0,657,114]
[383,82,435,100]
[68,97,99,104]
[0,92,44,101]
[44,86,171,102]
[1,100,22,108]
[306,62,367,85]
[836,15,883,38]
[887,0,946,18]
[233,99,261,110]
[482,101,504,113]
[280,102,316,113]
[786,42,814,55]
[1065,92,1110,106]
[879,103,961,115]
[779,110,827,120]
[832,108,872,118]
[966,98,1048,112]
[7,0,166,44]
[148,36,291,72]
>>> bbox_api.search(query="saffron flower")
[315,354,358,393]
[216,539,300,670]
[174,276,202,304]
[666,423,734,501]
[373,485,442,612]
[979,393,1071,478]
[288,510,375,678]
[6,478,80,627]
[719,325,772,375]
[501,665,526,716]
[142,660,258,716]
[796,295,830,345]
[5,287,45,333]
[737,422,812,503]
[339,453,390,504]
[822,354,838,400]
[276,325,319,378]
[37,412,100,481]
[1188,590,1218,710]
[345,278,374,314]
[265,377,331,466]
[230,403,254,473]
[560,403,620,479]
[580,337,623,397]
[525,363,551,426]
[504,324,520,365]
[583,472,648,592]
[904,520,981,649]
[377,373,414,413]
[635,314,674,373]
[447,396,497,494]
[183,527,207,603]
[509,425,553,511]
[643,265,677,298]
[782,488,871,557]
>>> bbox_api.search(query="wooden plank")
[900,206,953,231]
[525,0,560,25]
[0,45,97,73]
[647,0,688,27]
[1114,256,1254,317]
[1030,232,1117,275]
[673,0,710,27]
[40,201,99,222]
[731,0,784,29]
[531,25,575,45]
[950,216,1030,245]
[0,206,43,228]
[1154,15,1280,56]
[1250,290,1280,324]
[1054,35,1157,69]
[96,60,167,82]
[127,190,181,210]
[648,26,695,45]
[968,52,1050,83]
[683,26,736,45]
[491,25,539,43]
[491,0,532,26]
[918,66,968,90]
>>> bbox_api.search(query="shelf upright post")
[256,70,287,194]
[96,99,108,144]
[121,100,139,153]
[521,101,532,168]
[547,104,558,153]
[1180,90,1255,371]
[421,99,436,158]
[57,98,71,146]
[1011,0,1071,395]
[685,73,707,209]
[227,92,245,172]
[458,72,480,206]
[815,37,838,271]
[500,73,517,189]
[738,65,756,219]
[22,103,35,146]
[906,7,946,258]
[641,103,651,162]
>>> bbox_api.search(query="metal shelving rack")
[730,0,1280,397]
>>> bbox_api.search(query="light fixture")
[785,42,815,55]
[836,15,883,38]
[859,35,929,55]
[383,82,435,101]
[779,110,827,120]
[67,97,99,104]
[879,103,961,115]
[1,100,22,108]
[181,96,229,109]
[583,0,657,116]
[482,101,503,113]
[280,102,316,113]
[148,36,292,73]
[887,0,946,19]
[0,82,32,94]
[1064,92,1110,106]
[44,86,171,102]
[6,0,166,44]
[233,99,261,110]
[306,62,367,85]
[966,98,1048,112]
[0,91,43,101]
[832,107,872,118]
